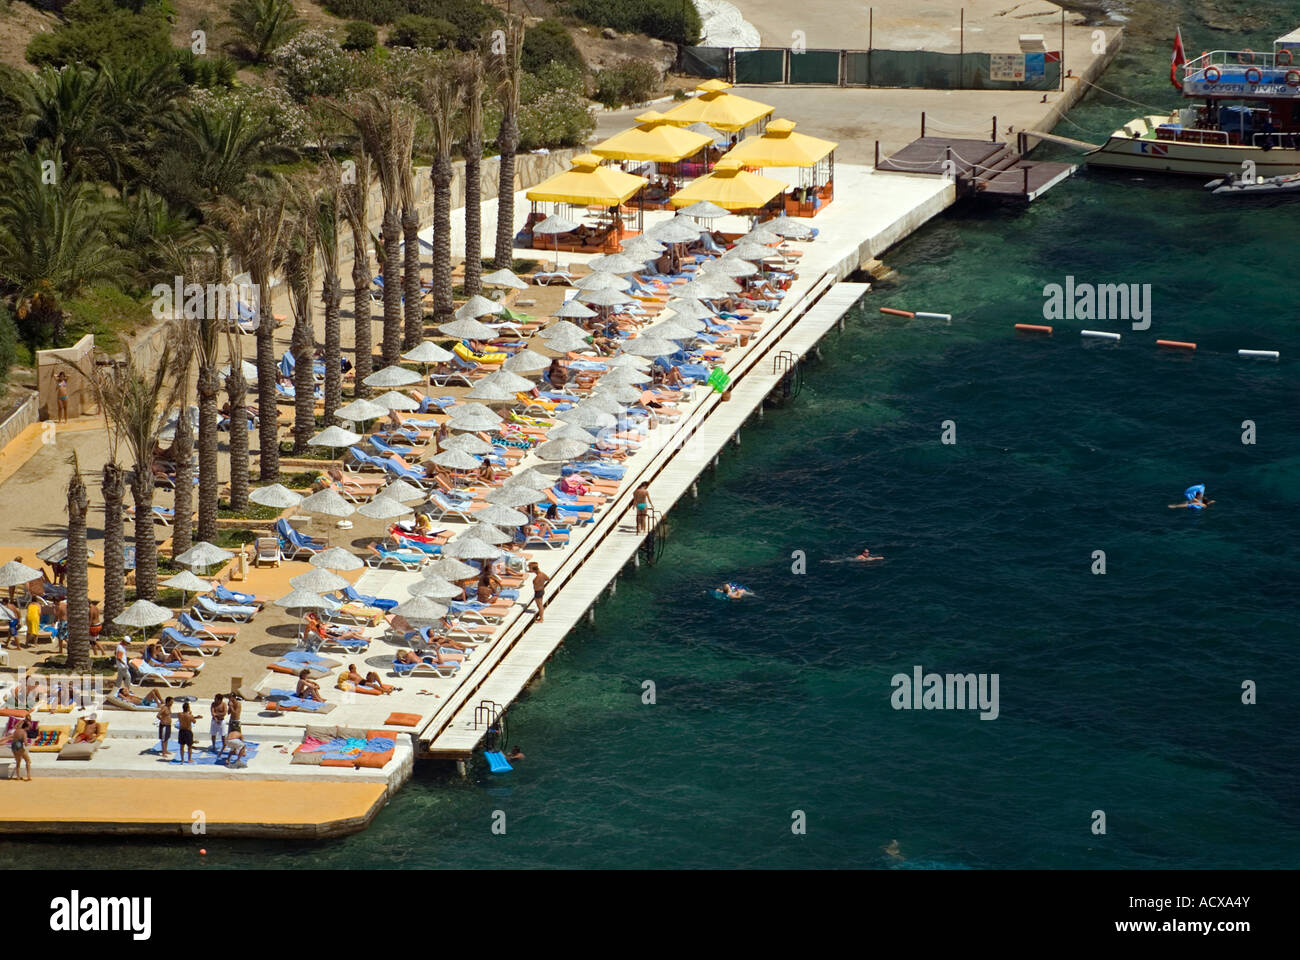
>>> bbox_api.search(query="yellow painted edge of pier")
[0,778,387,836]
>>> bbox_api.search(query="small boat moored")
[1204,171,1300,194]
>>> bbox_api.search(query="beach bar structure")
[722,118,837,217]
[658,79,775,138]
[522,154,647,253]
[591,111,716,208]
[668,158,788,217]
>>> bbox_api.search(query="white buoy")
[914,312,952,321]
[1081,330,1122,341]
[1238,349,1280,359]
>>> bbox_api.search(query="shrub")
[174,50,239,88]
[518,63,595,150]
[341,20,377,51]
[272,28,355,102]
[563,0,702,46]
[388,14,455,50]
[523,19,584,75]
[592,60,662,108]
[26,0,173,70]
[322,0,499,47]
[0,306,19,386]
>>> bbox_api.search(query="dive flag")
[1171,27,1187,90]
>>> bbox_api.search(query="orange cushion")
[321,757,357,768]
[0,708,30,719]
[356,750,391,769]
[384,712,421,727]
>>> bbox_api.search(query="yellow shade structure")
[721,118,837,168]
[526,154,647,206]
[668,159,786,212]
[591,112,715,163]
[658,80,775,133]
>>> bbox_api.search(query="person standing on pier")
[528,562,550,623]
[633,482,653,534]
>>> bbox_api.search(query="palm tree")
[337,91,415,368]
[284,179,319,455]
[100,338,186,601]
[170,353,196,559]
[0,154,124,349]
[398,145,423,351]
[164,103,273,201]
[205,180,289,483]
[225,0,304,65]
[223,327,252,510]
[156,229,226,545]
[340,147,374,397]
[73,358,127,634]
[493,17,525,269]
[459,51,487,298]
[314,162,345,423]
[15,65,126,185]
[65,451,91,672]
[421,66,463,323]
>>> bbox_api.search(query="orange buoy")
[1156,339,1197,350]
[1014,323,1053,333]
[880,307,915,318]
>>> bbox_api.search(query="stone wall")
[0,394,38,451]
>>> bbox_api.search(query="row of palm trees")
[55,19,533,671]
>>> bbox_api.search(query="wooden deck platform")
[876,136,1075,201]
[0,777,388,838]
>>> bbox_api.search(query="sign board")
[1025,52,1045,79]
[990,53,1026,82]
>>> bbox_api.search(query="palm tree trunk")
[494,114,518,269]
[464,141,483,297]
[100,462,125,634]
[255,295,279,480]
[66,469,90,672]
[402,206,422,350]
[381,205,402,366]
[292,304,314,454]
[170,400,194,558]
[351,251,372,398]
[226,370,250,509]
[432,156,454,319]
[322,274,342,423]
[196,364,219,544]
[131,467,157,600]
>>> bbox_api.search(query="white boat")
[1088,27,1300,178]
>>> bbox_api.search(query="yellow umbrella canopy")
[668,159,787,212]
[591,111,714,163]
[658,80,775,133]
[722,118,837,168]
[525,154,647,206]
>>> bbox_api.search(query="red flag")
[1171,27,1187,90]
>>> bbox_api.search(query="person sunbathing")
[304,613,367,643]
[114,686,163,707]
[74,714,103,743]
[395,647,460,666]
[356,670,394,694]
[295,670,324,701]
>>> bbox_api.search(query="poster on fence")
[990,53,1026,82]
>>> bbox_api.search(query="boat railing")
[1251,131,1300,148]
[1184,50,1297,74]
[1155,126,1230,145]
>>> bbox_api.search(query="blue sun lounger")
[341,585,398,611]
[193,595,257,622]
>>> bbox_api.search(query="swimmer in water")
[855,548,883,562]
[1169,486,1214,509]
[720,582,751,600]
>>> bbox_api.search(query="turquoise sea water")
[6,1,1299,870]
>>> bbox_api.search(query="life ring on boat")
[1204,66,1221,84]
[1279,48,1294,66]
[1245,66,1263,85]
[1287,69,1300,87]
[1238,49,1255,64]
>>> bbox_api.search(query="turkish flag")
[1171,27,1187,90]
[1045,50,1062,63]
